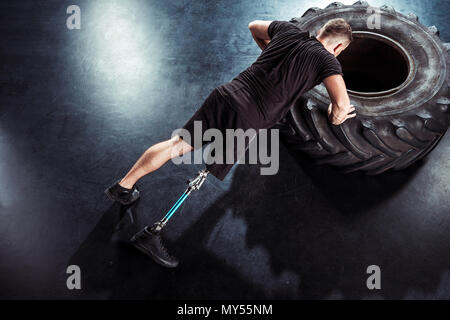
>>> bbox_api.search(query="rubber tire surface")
[279,1,450,174]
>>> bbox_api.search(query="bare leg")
[119,135,193,189]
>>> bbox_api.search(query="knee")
[170,135,183,150]
[170,135,182,143]
[170,135,192,157]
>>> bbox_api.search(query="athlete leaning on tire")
[282,2,449,175]
[106,18,355,268]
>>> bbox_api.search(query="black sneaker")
[105,181,140,205]
[130,225,179,268]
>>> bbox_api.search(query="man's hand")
[328,103,356,125]
[323,74,356,125]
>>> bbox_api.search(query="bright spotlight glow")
[85,1,165,103]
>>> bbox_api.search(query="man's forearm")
[251,34,270,50]
[323,75,356,125]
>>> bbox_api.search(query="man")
[105,18,356,268]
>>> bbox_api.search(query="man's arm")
[323,74,356,125]
[248,20,272,51]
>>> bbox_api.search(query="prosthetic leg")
[130,169,209,268]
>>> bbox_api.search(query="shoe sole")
[129,236,179,268]
[104,187,139,206]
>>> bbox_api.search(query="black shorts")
[181,87,257,181]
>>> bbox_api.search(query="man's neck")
[317,36,335,55]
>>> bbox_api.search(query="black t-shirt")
[216,20,343,128]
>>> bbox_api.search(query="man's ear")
[333,42,343,55]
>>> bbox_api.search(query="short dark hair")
[318,18,353,44]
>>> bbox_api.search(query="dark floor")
[0,0,449,299]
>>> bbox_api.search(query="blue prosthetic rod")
[152,169,209,232]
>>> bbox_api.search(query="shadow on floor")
[67,198,261,299]
[68,145,447,299]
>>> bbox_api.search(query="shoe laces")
[155,233,171,256]
[148,227,174,259]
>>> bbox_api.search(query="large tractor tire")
[280,1,450,174]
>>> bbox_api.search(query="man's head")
[317,18,352,57]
